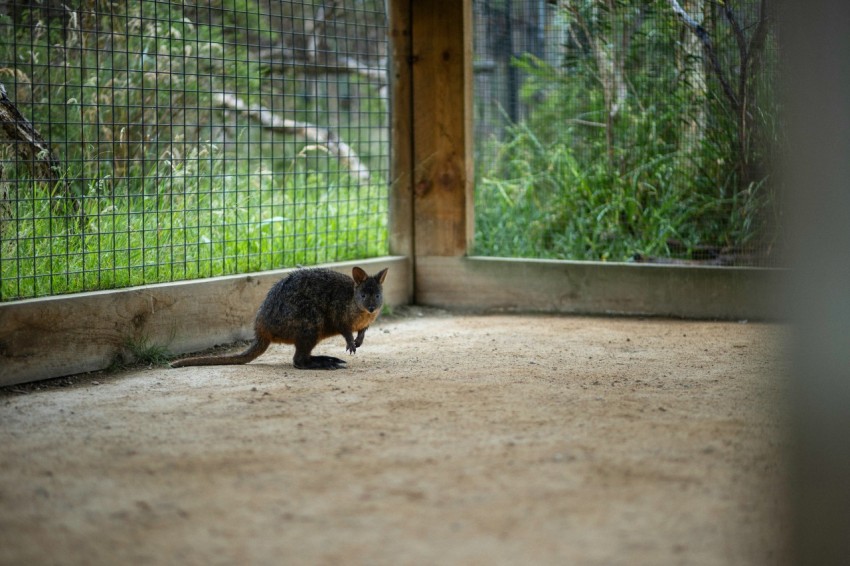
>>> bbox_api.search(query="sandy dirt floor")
[0,308,789,565]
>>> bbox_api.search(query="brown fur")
[171,266,388,370]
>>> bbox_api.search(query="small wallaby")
[171,266,388,370]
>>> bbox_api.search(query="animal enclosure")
[0,2,777,383]
[0,0,781,381]
[7,1,844,564]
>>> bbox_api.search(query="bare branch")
[722,3,748,64]
[746,0,772,78]
[622,7,645,59]
[213,92,370,181]
[666,0,740,112]
[258,47,386,84]
[566,118,607,128]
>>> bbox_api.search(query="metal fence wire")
[472,0,782,267]
[0,0,389,302]
[2,1,782,303]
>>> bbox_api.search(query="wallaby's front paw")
[346,342,357,355]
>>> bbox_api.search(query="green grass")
[1,153,387,300]
[473,116,775,263]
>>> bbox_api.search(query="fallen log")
[212,92,371,181]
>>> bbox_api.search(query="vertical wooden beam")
[388,0,415,302]
[409,0,474,257]
[388,0,414,259]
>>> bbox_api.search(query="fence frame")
[0,0,782,386]
[389,0,781,315]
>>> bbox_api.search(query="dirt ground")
[0,308,790,565]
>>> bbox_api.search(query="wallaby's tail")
[170,336,270,368]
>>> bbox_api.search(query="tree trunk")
[0,82,77,216]
[679,0,707,157]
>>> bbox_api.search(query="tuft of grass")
[124,336,173,367]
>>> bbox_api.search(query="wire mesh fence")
[472,0,782,267]
[0,0,389,302]
[1,0,783,304]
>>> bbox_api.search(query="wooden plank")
[388,0,415,302]
[415,256,783,320]
[0,257,409,386]
[410,0,474,257]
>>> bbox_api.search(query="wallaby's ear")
[375,268,388,284]
[352,266,367,284]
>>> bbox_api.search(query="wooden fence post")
[411,0,474,258]
[390,0,474,301]
[388,0,415,303]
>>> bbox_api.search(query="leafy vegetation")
[474,0,780,264]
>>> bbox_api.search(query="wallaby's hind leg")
[292,330,346,370]
[295,354,347,370]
